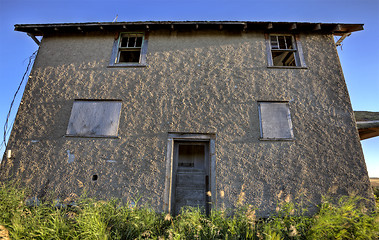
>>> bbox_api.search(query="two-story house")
[1,21,374,215]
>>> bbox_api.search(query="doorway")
[164,133,216,216]
[172,141,210,215]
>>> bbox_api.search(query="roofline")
[356,121,379,140]
[357,120,379,129]
[14,21,364,36]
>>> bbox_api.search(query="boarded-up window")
[66,100,122,137]
[258,102,294,140]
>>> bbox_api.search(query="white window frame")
[265,34,306,68]
[258,101,294,140]
[108,32,148,67]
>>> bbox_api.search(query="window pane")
[278,36,286,49]
[136,37,143,47]
[120,36,129,47]
[128,37,136,47]
[270,36,279,49]
[259,102,293,139]
[119,50,141,63]
[285,36,293,49]
[66,101,122,137]
[271,51,296,66]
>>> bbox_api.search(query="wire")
[2,50,38,151]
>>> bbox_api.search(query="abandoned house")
[0,21,374,216]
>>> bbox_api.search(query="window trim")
[258,101,295,141]
[265,33,307,69]
[108,32,148,68]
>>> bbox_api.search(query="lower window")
[66,100,122,137]
[258,101,294,140]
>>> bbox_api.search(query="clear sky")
[0,0,378,177]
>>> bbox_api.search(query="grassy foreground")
[0,183,378,239]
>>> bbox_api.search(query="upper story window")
[109,32,148,67]
[118,33,143,62]
[270,35,296,66]
[266,34,306,68]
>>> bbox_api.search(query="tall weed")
[308,196,378,239]
[0,183,378,239]
[0,181,27,226]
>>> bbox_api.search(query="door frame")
[163,133,216,215]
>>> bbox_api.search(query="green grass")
[0,182,378,239]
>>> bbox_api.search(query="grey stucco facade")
[1,21,374,216]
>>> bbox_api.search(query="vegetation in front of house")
[0,182,378,239]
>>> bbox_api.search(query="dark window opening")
[269,35,300,67]
[272,51,296,66]
[119,50,141,63]
[109,32,148,67]
[117,33,144,63]
[92,175,98,181]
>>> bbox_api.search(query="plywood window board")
[258,101,294,140]
[66,100,122,138]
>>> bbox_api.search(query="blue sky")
[0,0,378,177]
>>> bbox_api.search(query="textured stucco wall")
[0,29,374,215]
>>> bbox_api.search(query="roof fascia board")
[14,21,364,36]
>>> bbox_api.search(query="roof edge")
[14,21,364,36]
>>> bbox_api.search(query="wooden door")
[172,141,210,215]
